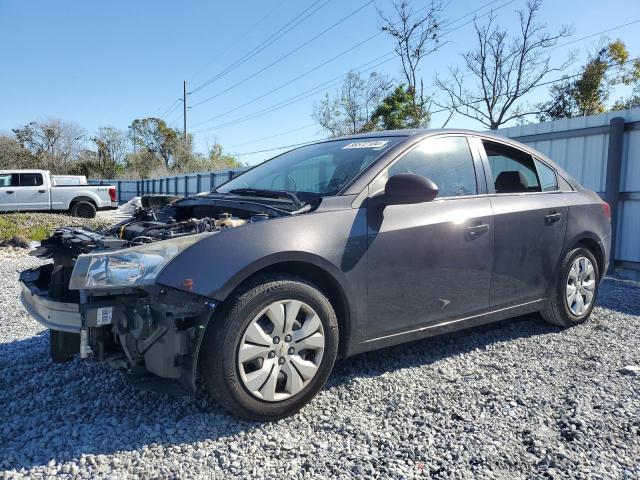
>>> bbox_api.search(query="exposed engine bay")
[35,194,284,258]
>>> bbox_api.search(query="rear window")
[20,173,44,186]
[483,140,540,193]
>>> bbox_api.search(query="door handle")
[465,224,490,239]
[6,191,14,194]
[545,211,562,225]
[38,190,46,193]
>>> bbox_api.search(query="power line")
[153,0,504,123]
[188,0,289,83]
[190,0,333,94]
[229,123,317,148]
[191,0,516,132]
[189,0,376,109]
[151,0,318,118]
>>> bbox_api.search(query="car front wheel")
[199,274,339,421]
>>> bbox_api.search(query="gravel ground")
[1,253,639,479]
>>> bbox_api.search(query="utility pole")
[183,80,188,142]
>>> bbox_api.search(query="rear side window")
[0,173,19,187]
[534,159,558,191]
[483,140,540,193]
[389,136,477,198]
[20,173,43,186]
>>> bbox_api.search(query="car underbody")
[20,194,305,393]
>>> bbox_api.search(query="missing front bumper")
[19,264,215,394]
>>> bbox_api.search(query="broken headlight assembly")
[68,233,212,290]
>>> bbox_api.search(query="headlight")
[69,234,211,290]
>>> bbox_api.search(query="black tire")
[70,201,96,218]
[199,274,339,421]
[541,247,600,327]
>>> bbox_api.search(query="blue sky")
[1,0,638,165]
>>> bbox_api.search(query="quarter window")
[483,140,540,193]
[534,159,558,191]
[388,136,477,198]
[20,173,44,187]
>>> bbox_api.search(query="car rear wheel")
[541,247,600,327]
[70,201,96,218]
[199,274,339,421]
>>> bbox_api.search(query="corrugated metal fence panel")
[622,126,640,192]
[618,200,640,262]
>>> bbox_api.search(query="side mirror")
[383,173,439,205]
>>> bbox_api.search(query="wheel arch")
[567,234,606,278]
[218,260,353,359]
[69,195,97,208]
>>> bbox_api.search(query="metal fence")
[89,167,248,204]
[496,107,640,278]
[90,107,640,277]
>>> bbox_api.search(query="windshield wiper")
[228,188,302,208]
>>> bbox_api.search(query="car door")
[17,172,49,210]
[366,135,494,339]
[0,173,19,211]
[478,139,568,308]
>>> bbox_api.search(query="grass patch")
[0,213,112,242]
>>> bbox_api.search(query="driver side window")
[388,136,478,198]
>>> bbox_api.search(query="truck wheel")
[541,247,600,327]
[71,201,96,218]
[200,274,339,421]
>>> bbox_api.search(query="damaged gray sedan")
[20,130,611,420]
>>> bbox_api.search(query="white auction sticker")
[342,140,389,149]
[96,307,113,326]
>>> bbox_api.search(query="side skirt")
[351,299,548,355]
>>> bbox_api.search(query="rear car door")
[17,172,49,210]
[478,139,568,308]
[0,173,19,211]
[366,135,494,339]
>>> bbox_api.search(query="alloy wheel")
[566,256,596,316]
[237,299,325,402]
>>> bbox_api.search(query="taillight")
[108,187,117,202]
[601,202,611,222]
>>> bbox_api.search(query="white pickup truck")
[0,170,117,218]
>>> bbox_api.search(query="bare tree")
[379,0,443,127]
[435,0,573,129]
[313,71,392,137]
[12,119,87,172]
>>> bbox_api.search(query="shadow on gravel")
[0,278,631,471]
[597,277,640,316]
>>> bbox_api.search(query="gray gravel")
[1,254,639,479]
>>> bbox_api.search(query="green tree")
[539,40,639,120]
[368,85,429,130]
[129,118,180,168]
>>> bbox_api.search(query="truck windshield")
[216,137,402,202]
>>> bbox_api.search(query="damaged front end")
[20,194,290,394]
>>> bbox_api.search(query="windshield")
[216,137,403,201]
